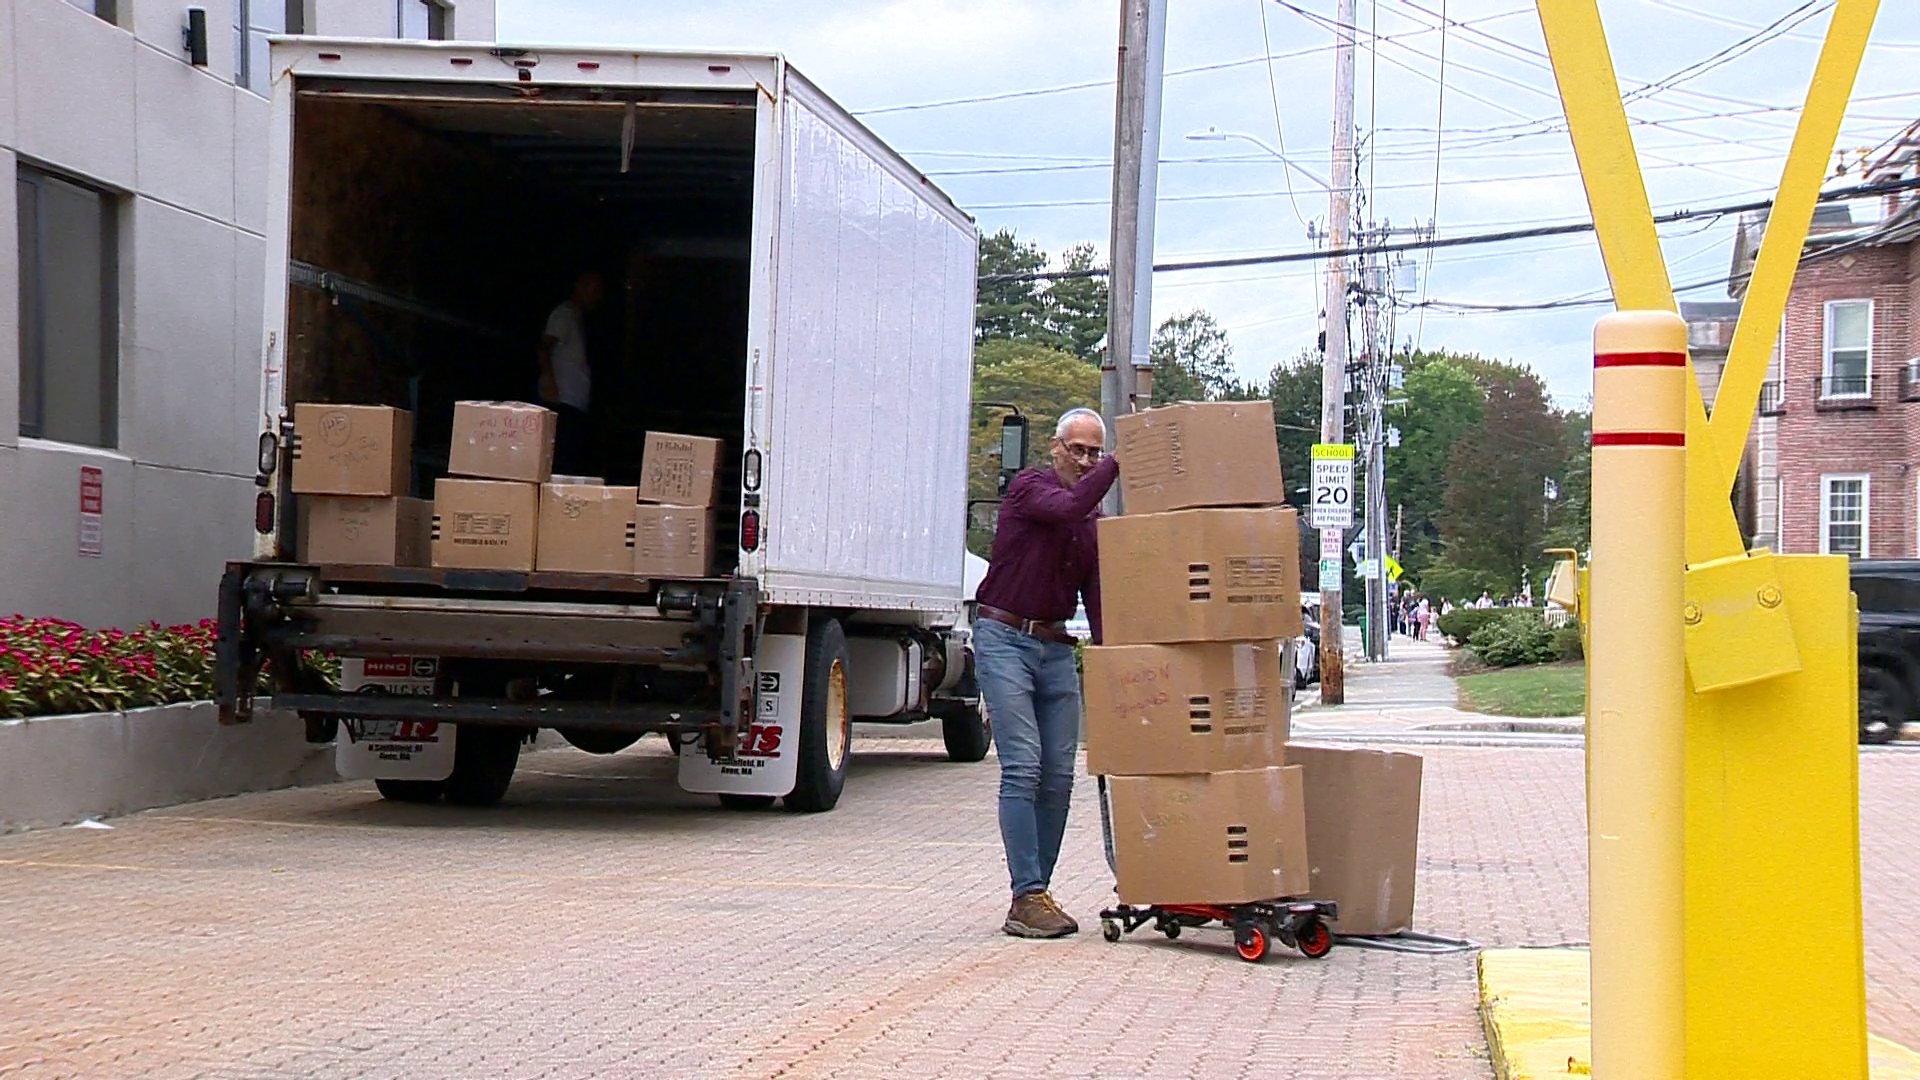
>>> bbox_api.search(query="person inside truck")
[973,406,1121,939]
[536,270,606,477]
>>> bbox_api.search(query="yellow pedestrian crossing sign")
[1385,555,1403,583]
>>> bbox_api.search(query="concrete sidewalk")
[1294,633,1583,742]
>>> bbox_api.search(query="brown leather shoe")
[1003,890,1079,938]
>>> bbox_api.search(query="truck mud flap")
[679,632,804,798]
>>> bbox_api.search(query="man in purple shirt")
[973,406,1121,938]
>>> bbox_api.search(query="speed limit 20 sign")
[1310,443,1355,530]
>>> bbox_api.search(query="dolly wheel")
[1160,921,1182,940]
[1235,925,1269,963]
[1101,919,1122,943]
[1297,919,1333,959]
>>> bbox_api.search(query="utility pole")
[1351,222,1427,661]
[1103,0,1168,512]
[1318,0,1357,703]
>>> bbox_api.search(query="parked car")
[1852,560,1920,744]
[1294,607,1322,690]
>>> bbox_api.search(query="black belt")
[978,605,1077,645]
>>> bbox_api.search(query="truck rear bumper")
[273,692,717,733]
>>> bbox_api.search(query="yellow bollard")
[1587,310,1687,1080]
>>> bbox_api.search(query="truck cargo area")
[285,79,754,568]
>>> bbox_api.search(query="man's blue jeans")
[973,618,1081,899]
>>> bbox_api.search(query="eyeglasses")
[1060,441,1105,463]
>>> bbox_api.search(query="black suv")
[1854,560,1920,744]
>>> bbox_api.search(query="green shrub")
[1552,624,1584,663]
[1466,611,1558,668]
[1436,607,1505,646]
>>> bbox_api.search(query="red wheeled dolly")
[1097,898,1339,963]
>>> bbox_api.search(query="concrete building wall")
[1,0,493,630]
[1774,245,1918,558]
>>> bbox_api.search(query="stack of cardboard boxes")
[293,404,430,566]
[292,399,726,580]
[1084,401,1426,934]
[631,432,723,578]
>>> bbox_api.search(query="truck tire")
[786,618,852,813]
[375,778,443,803]
[940,705,991,763]
[443,725,522,807]
[1860,666,1908,745]
[558,729,641,755]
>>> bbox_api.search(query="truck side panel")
[761,75,976,614]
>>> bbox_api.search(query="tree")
[1046,243,1108,365]
[967,340,1101,556]
[1386,359,1485,581]
[1436,369,1562,593]
[1151,309,1245,403]
[1266,349,1322,504]
[975,230,1053,346]
[1543,409,1591,556]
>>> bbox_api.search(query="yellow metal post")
[1533,1,1881,1075]
[1587,310,1688,1080]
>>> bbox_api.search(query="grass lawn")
[1456,662,1587,718]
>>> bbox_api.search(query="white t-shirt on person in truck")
[542,301,591,411]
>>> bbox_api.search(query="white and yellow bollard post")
[1587,310,1687,1080]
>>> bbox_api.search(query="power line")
[977,174,1920,284]
[849,8,1535,118]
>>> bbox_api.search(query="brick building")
[1729,126,1920,559]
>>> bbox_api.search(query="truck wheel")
[443,725,523,807]
[558,729,641,755]
[785,618,852,813]
[941,704,991,763]
[374,778,443,803]
[1860,667,1908,745]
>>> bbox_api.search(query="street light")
[1184,126,1333,192]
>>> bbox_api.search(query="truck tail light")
[255,492,275,534]
[742,449,762,492]
[257,431,279,475]
[740,510,761,552]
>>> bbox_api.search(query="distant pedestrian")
[1415,596,1432,641]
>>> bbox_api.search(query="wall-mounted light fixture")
[183,7,208,66]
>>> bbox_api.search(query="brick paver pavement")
[1,736,1915,1079]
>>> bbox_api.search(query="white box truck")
[214,38,1013,813]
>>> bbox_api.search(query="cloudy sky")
[499,0,1920,406]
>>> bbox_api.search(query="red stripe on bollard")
[1594,351,1688,368]
[1592,431,1685,447]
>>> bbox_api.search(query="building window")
[65,0,116,23]
[16,166,119,448]
[234,0,288,95]
[399,0,449,40]
[1822,299,1872,398]
[1821,474,1869,557]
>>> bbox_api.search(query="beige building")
[2,0,495,629]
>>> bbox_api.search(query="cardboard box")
[1107,767,1311,906]
[1082,641,1290,775]
[1114,400,1286,514]
[299,496,431,567]
[536,484,638,574]
[448,401,557,484]
[431,479,540,571]
[636,431,724,507]
[291,404,413,496]
[1288,743,1425,936]
[633,504,715,578]
[1098,506,1304,645]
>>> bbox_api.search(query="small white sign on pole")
[1310,444,1355,530]
[1318,557,1342,591]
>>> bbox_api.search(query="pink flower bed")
[0,616,335,720]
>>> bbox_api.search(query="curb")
[1478,947,1920,1079]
